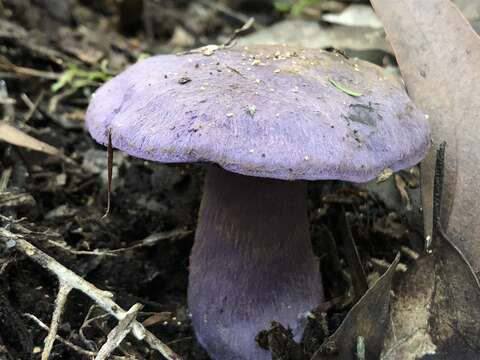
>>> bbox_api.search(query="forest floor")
[0,1,428,359]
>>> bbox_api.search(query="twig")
[25,313,97,358]
[102,130,113,219]
[338,210,368,302]
[95,303,142,360]
[0,227,181,360]
[0,19,67,65]
[42,281,72,360]
[370,258,407,273]
[0,55,59,79]
[0,167,12,191]
[47,240,117,256]
[21,92,45,123]
[394,174,412,211]
[177,17,255,57]
[356,336,365,360]
[399,245,420,260]
[0,79,15,120]
[47,228,191,256]
[431,142,446,250]
[198,0,261,31]
[25,313,130,359]
[222,17,255,47]
[80,305,110,351]
[108,229,191,254]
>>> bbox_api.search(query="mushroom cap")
[86,45,430,182]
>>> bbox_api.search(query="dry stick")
[0,55,59,79]
[21,91,45,123]
[177,17,255,57]
[25,313,98,358]
[222,17,255,47]
[47,228,191,257]
[102,130,113,219]
[338,210,368,302]
[25,313,130,360]
[42,282,72,360]
[0,228,181,360]
[79,305,110,350]
[95,303,143,360]
[108,229,191,254]
[198,0,260,31]
[431,142,446,249]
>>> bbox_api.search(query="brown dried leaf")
[382,237,480,359]
[370,0,480,271]
[370,2,480,357]
[312,254,399,360]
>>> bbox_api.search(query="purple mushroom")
[86,45,430,359]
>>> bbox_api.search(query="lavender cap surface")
[86,45,430,182]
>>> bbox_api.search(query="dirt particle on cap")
[178,76,192,84]
[246,105,257,117]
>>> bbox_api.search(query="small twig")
[21,91,45,123]
[0,19,67,65]
[102,130,113,219]
[166,337,193,346]
[356,336,365,360]
[0,79,15,120]
[0,227,181,360]
[394,174,412,211]
[108,229,191,254]
[47,240,117,257]
[224,65,247,78]
[198,0,261,31]
[338,210,368,302]
[431,142,446,250]
[399,245,420,260]
[177,17,255,57]
[48,87,78,113]
[370,258,407,273]
[25,313,129,359]
[222,17,255,47]
[48,228,191,256]
[0,55,59,79]
[25,313,97,358]
[0,167,12,191]
[79,305,110,351]
[0,257,13,274]
[95,303,143,360]
[42,281,72,360]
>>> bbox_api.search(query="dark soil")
[0,1,422,359]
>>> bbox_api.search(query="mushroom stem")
[188,166,324,360]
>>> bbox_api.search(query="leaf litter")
[2,0,478,359]
[372,0,480,357]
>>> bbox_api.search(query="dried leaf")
[370,0,480,271]
[312,254,400,359]
[382,144,480,359]
[381,236,480,359]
